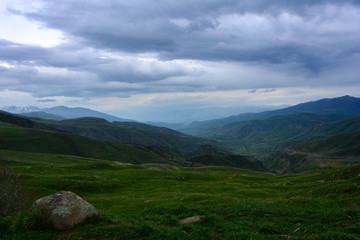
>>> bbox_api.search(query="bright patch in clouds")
[0,0,64,47]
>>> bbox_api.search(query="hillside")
[0,117,169,164]
[209,113,347,138]
[295,130,360,156]
[20,111,66,120]
[204,113,358,154]
[0,110,52,130]
[1,105,133,122]
[43,117,216,154]
[182,95,360,135]
[0,112,270,170]
[184,144,266,171]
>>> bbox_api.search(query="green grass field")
[1,150,359,239]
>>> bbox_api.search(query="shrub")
[0,158,33,218]
[11,208,53,232]
[0,216,12,233]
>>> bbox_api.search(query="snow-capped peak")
[0,106,43,114]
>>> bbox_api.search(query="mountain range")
[1,95,360,169]
[1,106,132,122]
[180,95,360,135]
[0,110,267,170]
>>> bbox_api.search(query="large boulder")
[32,191,98,230]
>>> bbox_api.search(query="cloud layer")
[0,0,360,121]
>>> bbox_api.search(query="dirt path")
[140,163,172,171]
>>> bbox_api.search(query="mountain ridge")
[0,105,133,123]
[181,95,360,135]
[40,117,217,155]
[204,113,360,155]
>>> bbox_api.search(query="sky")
[0,0,360,122]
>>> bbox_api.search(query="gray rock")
[32,191,98,230]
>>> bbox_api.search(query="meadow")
[1,150,359,239]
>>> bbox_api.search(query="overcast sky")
[1,0,360,122]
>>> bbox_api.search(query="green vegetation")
[0,150,359,239]
[187,144,265,171]
[198,113,360,155]
[0,111,268,170]
[0,120,169,164]
[296,130,360,156]
[0,111,51,130]
[181,95,360,135]
[41,117,216,155]
[20,111,66,121]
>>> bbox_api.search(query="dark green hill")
[20,111,66,120]
[182,95,360,135]
[0,110,51,129]
[187,144,266,171]
[44,117,216,154]
[205,113,360,155]
[0,112,267,170]
[210,113,347,138]
[295,130,360,156]
[0,114,169,164]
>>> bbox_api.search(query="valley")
[1,95,360,239]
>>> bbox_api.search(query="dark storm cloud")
[37,98,56,103]
[0,36,191,89]
[11,0,359,74]
[1,0,359,101]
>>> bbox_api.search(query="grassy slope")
[0,112,271,170]
[0,121,169,164]
[182,95,360,135]
[206,114,360,155]
[43,117,216,154]
[296,130,360,156]
[20,111,66,121]
[0,110,52,129]
[1,150,359,239]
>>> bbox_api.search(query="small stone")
[283,182,293,186]
[179,215,205,224]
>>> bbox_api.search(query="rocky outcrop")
[32,191,98,230]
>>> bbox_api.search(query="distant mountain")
[1,105,132,122]
[146,121,186,130]
[44,106,133,122]
[1,106,42,114]
[42,117,216,155]
[181,95,360,135]
[20,111,66,120]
